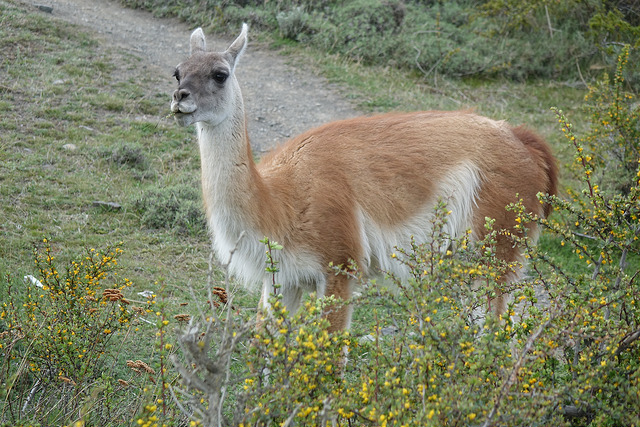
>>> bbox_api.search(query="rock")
[24,275,44,288]
[92,201,122,210]
[35,4,53,13]
[79,125,96,132]
[358,326,400,343]
[137,290,155,298]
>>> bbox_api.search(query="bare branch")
[616,327,640,357]
[280,403,303,427]
[481,317,553,427]
[170,230,254,427]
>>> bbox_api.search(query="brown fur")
[512,126,559,218]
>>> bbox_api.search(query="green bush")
[3,0,639,422]
[582,45,639,195]
[0,241,147,426]
[163,46,640,427]
[106,143,149,170]
[133,183,207,235]
[120,0,638,83]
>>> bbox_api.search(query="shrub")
[119,0,638,83]
[133,183,207,235]
[276,6,313,41]
[582,45,639,195]
[164,45,640,427]
[0,240,146,426]
[107,143,148,170]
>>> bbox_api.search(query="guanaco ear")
[225,23,248,71]
[190,28,206,55]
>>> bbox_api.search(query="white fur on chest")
[209,214,326,294]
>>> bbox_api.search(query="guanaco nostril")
[174,89,190,102]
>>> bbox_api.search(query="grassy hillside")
[0,0,584,329]
[0,3,236,424]
[1,0,638,426]
[0,0,589,309]
[119,0,640,84]
[0,1,214,285]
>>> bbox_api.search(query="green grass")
[0,0,589,291]
[0,0,588,334]
[0,0,257,389]
[3,0,633,424]
[0,0,600,319]
[120,0,640,86]
[0,0,201,275]
[0,3,260,424]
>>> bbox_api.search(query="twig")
[136,316,155,325]
[170,230,252,427]
[481,317,552,427]
[318,397,335,427]
[562,404,594,420]
[572,231,597,241]
[544,5,554,38]
[22,378,40,413]
[575,58,588,88]
[281,403,303,427]
[613,246,629,291]
[168,384,200,421]
[615,327,640,357]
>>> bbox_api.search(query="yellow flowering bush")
[242,296,351,425]
[4,46,635,427]
[170,46,639,427]
[582,45,639,196]
[0,240,136,425]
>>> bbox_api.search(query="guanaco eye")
[173,69,181,82]
[212,71,228,84]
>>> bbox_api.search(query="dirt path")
[35,0,357,153]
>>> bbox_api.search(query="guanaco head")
[171,24,248,127]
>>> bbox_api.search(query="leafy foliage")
[162,46,640,427]
[582,45,639,194]
[0,241,146,426]
[2,0,639,425]
[133,184,207,235]
[120,0,638,83]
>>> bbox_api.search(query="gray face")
[171,52,236,127]
[170,25,248,127]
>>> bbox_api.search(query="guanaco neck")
[195,80,271,237]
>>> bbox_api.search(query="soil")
[32,0,358,153]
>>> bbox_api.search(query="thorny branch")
[481,317,554,427]
[169,231,253,427]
